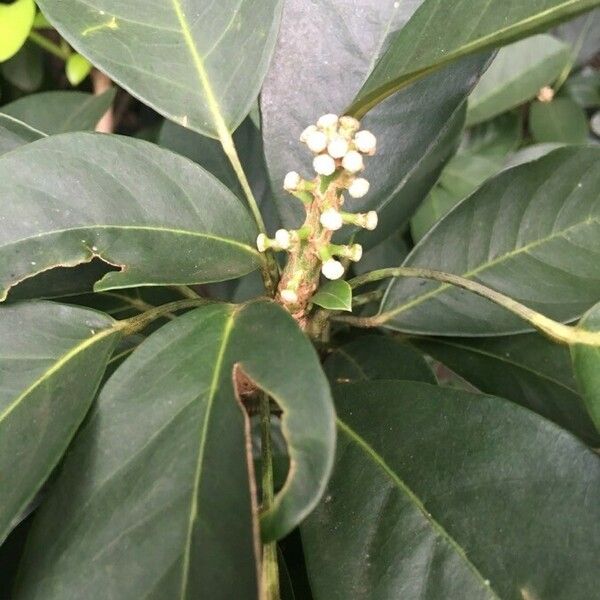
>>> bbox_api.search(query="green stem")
[341,267,600,347]
[352,289,384,307]
[172,285,201,299]
[259,393,280,600]
[28,31,70,60]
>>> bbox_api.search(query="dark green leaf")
[381,146,600,335]
[414,333,600,444]
[0,42,43,92]
[16,301,335,598]
[1,89,115,134]
[0,301,121,543]
[324,336,435,384]
[571,301,600,431]
[261,0,488,247]
[466,34,571,125]
[563,69,600,108]
[350,0,599,116]
[530,98,590,143]
[0,113,44,157]
[312,281,352,312]
[504,142,565,167]
[0,133,260,301]
[36,0,283,137]
[303,381,600,599]
[553,9,600,66]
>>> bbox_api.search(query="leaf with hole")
[381,146,600,335]
[303,380,600,600]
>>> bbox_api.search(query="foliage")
[1,1,600,599]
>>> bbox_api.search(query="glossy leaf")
[0,42,43,92]
[381,146,600,335]
[504,142,564,167]
[350,0,599,116]
[0,133,260,301]
[261,0,489,247]
[36,0,283,138]
[1,89,115,134]
[466,34,571,125]
[414,333,600,444]
[16,301,335,599]
[0,301,121,543]
[571,301,600,431]
[324,336,436,385]
[0,114,44,157]
[0,0,35,62]
[530,98,590,143]
[312,281,352,312]
[65,53,92,86]
[303,381,600,599]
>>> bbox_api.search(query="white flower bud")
[306,130,328,153]
[349,244,363,262]
[274,229,292,250]
[348,177,370,198]
[320,208,343,231]
[327,135,349,159]
[283,171,301,192]
[317,113,339,129]
[300,125,318,142]
[342,150,364,173]
[313,154,336,176]
[354,130,377,155]
[256,233,269,253]
[321,258,345,280]
[365,211,378,231]
[280,288,298,303]
[339,115,360,132]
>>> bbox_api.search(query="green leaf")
[36,0,283,138]
[0,133,260,301]
[0,301,121,543]
[0,0,35,62]
[504,142,565,167]
[350,0,599,116]
[414,333,600,444]
[312,281,352,312]
[303,380,600,599]
[563,69,600,108]
[0,42,44,92]
[530,98,590,143]
[65,53,92,86]
[1,89,115,134]
[261,0,489,247]
[324,335,436,385]
[571,301,600,431]
[0,114,44,158]
[16,301,335,597]
[381,146,600,335]
[466,34,571,125]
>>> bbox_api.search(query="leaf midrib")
[337,417,501,598]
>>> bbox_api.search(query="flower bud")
[317,113,339,129]
[300,125,318,142]
[321,258,345,280]
[320,207,343,231]
[348,177,370,198]
[348,243,363,262]
[313,154,336,176]
[275,229,292,250]
[339,115,360,132]
[256,233,269,253]
[354,130,377,155]
[283,171,301,192]
[342,150,364,173]
[280,288,298,303]
[327,135,349,159]
[306,130,328,153]
[365,210,378,230]
[537,86,555,103]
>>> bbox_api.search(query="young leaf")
[0,133,261,301]
[1,89,115,134]
[571,301,600,431]
[530,98,590,143]
[380,146,600,335]
[260,0,489,247]
[466,35,571,125]
[324,336,436,385]
[303,381,600,599]
[65,53,92,86]
[0,301,121,543]
[36,0,283,138]
[350,0,599,116]
[0,114,44,157]
[16,301,335,598]
[414,333,600,444]
[0,0,35,62]
[312,280,352,312]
